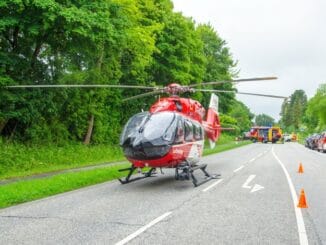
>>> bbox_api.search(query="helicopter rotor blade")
[236,91,288,99]
[5,84,161,90]
[123,90,164,102]
[189,76,277,88]
[195,89,288,99]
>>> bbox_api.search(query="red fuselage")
[120,95,220,169]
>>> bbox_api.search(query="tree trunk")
[84,114,94,145]
[97,43,104,70]
[0,119,8,134]
[8,121,18,142]
[31,41,43,68]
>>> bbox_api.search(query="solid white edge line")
[272,146,308,245]
[233,165,245,173]
[115,212,172,245]
[202,179,223,192]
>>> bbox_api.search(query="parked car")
[317,132,326,153]
[305,134,320,150]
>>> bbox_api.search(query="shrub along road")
[0,143,325,244]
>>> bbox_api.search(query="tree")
[229,101,254,132]
[147,12,206,86]
[304,84,326,131]
[0,0,241,145]
[255,114,275,126]
[196,24,237,113]
[279,90,307,130]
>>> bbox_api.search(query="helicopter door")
[174,118,184,144]
[185,120,203,164]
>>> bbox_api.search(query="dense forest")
[279,84,326,133]
[0,0,256,145]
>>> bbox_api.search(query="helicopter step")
[175,161,220,187]
[118,166,157,184]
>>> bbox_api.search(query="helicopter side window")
[175,119,184,144]
[184,120,194,142]
[194,124,203,140]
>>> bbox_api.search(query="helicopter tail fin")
[203,94,221,149]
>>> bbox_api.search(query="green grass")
[0,135,248,181]
[0,135,251,209]
[203,140,251,156]
[0,142,124,180]
[0,163,130,209]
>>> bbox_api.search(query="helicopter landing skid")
[118,166,156,184]
[175,162,220,187]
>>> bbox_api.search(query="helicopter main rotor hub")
[164,83,194,95]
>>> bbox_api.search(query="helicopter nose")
[131,134,143,148]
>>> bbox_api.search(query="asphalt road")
[0,143,325,245]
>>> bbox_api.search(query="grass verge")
[0,142,123,180]
[0,163,130,209]
[204,140,251,156]
[0,138,251,209]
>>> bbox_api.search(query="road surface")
[0,143,325,244]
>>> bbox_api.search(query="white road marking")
[233,165,244,173]
[272,147,308,245]
[202,179,223,192]
[242,175,256,189]
[115,212,172,245]
[250,184,264,193]
[248,158,256,163]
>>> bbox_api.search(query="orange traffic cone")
[298,163,304,174]
[297,189,308,208]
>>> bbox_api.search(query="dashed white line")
[202,179,223,192]
[233,165,244,173]
[248,158,256,163]
[115,211,172,245]
[272,147,308,245]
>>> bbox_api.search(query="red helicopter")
[116,77,287,186]
[6,77,288,186]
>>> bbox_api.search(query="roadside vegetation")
[0,140,123,180]
[0,134,248,181]
[279,84,325,135]
[0,0,254,208]
[0,164,130,209]
[0,136,250,209]
[0,0,243,145]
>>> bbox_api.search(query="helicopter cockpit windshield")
[142,112,176,142]
[120,112,177,147]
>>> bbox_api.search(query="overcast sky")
[172,0,326,120]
